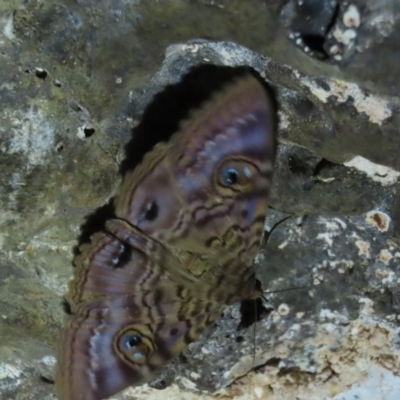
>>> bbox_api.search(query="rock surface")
[0,1,399,399]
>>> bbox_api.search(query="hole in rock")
[35,68,48,79]
[84,127,95,137]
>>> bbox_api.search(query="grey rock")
[0,1,399,399]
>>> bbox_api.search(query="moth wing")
[68,219,205,307]
[115,75,275,255]
[59,218,222,399]
[58,292,222,400]
[113,75,275,288]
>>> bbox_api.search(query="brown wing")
[114,75,276,301]
[67,219,202,306]
[58,219,223,400]
[58,296,223,400]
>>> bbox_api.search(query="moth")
[57,74,276,400]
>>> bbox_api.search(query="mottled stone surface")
[0,1,399,399]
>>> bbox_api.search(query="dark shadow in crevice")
[149,378,169,390]
[286,0,340,60]
[301,34,330,60]
[277,365,316,377]
[300,3,339,60]
[83,126,95,137]
[73,199,116,255]
[287,153,312,175]
[35,68,48,79]
[238,279,274,330]
[61,298,72,315]
[312,157,337,177]
[39,376,55,385]
[256,356,281,370]
[148,368,176,391]
[238,297,271,330]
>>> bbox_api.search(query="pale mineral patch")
[319,219,340,231]
[7,172,24,211]
[319,309,338,321]
[275,343,290,358]
[0,363,22,380]
[181,43,199,53]
[179,377,198,390]
[277,239,289,249]
[359,297,375,315]
[253,386,264,399]
[355,240,371,258]
[333,27,357,46]
[334,218,347,229]
[343,5,361,28]
[344,157,400,186]
[167,42,273,76]
[254,253,265,264]
[315,176,336,183]
[365,210,391,231]
[121,383,200,400]
[328,259,354,271]
[189,371,201,380]
[35,356,56,382]
[317,232,334,247]
[329,80,391,125]
[328,368,400,400]
[379,249,393,264]
[0,362,22,393]
[381,270,398,287]
[76,124,87,139]
[313,272,324,285]
[4,107,56,167]
[294,72,331,102]
[214,306,400,400]
[296,74,392,125]
[1,13,15,40]
[375,268,390,278]
[277,110,290,130]
[277,303,290,316]
[370,10,395,37]
[217,45,255,66]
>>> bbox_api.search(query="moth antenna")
[246,298,257,400]
[262,284,314,299]
[262,213,292,247]
[253,298,257,364]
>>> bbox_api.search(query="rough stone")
[0,1,399,399]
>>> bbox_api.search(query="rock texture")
[0,1,399,399]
